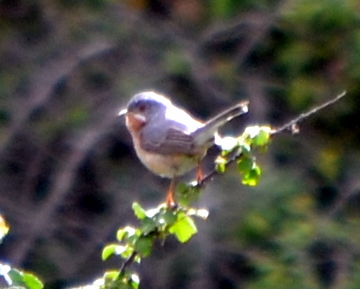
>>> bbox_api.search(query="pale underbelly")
[135,146,200,178]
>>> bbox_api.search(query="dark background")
[0,0,358,288]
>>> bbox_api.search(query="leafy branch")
[84,92,346,289]
[0,217,44,289]
[197,91,346,188]
[0,92,344,289]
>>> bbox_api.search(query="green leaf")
[177,183,201,207]
[102,244,126,260]
[242,164,261,186]
[129,273,140,289]
[22,273,44,289]
[169,213,197,243]
[134,236,153,257]
[215,156,227,173]
[103,270,120,283]
[132,202,147,220]
[238,142,251,154]
[243,125,272,148]
[102,244,116,260]
[161,209,177,226]
[117,226,137,241]
[120,245,135,259]
[7,268,24,285]
[4,268,44,289]
[103,270,138,289]
[252,126,271,147]
[140,217,157,235]
[237,156,254,174]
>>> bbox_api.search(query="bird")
[119,91,249,206]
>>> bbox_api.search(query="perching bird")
[119,91,248,206]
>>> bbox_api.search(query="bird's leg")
[196,161,203,184]
[165,177,176,207]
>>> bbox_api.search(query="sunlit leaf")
[242,164,261,186]
[117,226,137,241]
[120,246,135,259]
[215,156,227,173]
[252,126,271,147]
[103,270,120,283]
[134,255,141,264]
[244,125,262,139]
[22,273,44,289]
[237,156,254,174]
[144,206,161,218]
[129,273,140,289]
[132,202,147,220]
[102,244,127,260]
[169,213,197,243]
[0,215,9,242]
[238,142,251,154]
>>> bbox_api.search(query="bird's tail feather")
[193,101,249,145]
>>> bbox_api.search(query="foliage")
[93,124,271,288]
[0,122,270,289]
[0,218,43,289]
[89,92,342,289]
[0,91,343,289]
[0,0,357,288]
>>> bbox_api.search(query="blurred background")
[0,0,358,288]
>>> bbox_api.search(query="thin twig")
[119,251,138,275]
[197,152,241,188]
[272,91,346,135]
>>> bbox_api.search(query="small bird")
[119,91,248,206]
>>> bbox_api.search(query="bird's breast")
[130,132,200,178]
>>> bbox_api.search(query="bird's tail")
[193,101,249,145]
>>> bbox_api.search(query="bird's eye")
[138,103,147,112]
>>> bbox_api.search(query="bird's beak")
[129,112,146,123]
[118,108,127,116]
[118,107,146,123]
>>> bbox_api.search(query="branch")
[197,91,346,188]
[197,150,241,188]
[271,91,346,135]
[111,91,347,288]
[119,251,138,275]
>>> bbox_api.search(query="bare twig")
[119,251,138,275]
[272,91,346,135]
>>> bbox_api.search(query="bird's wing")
[141,125,197,155]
